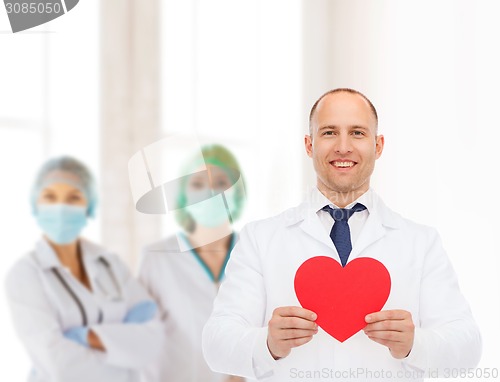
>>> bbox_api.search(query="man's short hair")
[308,88,378,135]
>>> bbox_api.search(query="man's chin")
[327,183,359,194]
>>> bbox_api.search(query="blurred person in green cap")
[139,144,246,382]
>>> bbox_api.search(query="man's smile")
[330,160,357,169]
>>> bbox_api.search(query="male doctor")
[202,88,481,381]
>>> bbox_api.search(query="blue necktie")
[322,203,367,267]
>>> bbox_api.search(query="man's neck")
[317,184,369,208]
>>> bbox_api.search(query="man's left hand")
[363,309,415,359]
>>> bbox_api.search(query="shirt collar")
[309,186,375,213]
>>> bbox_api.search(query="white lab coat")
[4,238,163,382]
[139,234,241,382]
[202,189,482,381]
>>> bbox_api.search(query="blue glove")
[123,300,158,324]
[63,326,89,347]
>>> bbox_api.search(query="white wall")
[160,0,305,239]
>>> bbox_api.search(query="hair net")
[31,156,98,218]
[175,144,246,232]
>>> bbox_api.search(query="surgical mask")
[185,189,234,228]
[36,204,87,244]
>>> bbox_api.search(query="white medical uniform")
[4,238,163,382]
[202,188,482,381]
[139,233,240,382]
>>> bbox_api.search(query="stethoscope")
[51,256,122,326]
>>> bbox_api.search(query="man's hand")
[267,306,318,360]
[364,309,415,359]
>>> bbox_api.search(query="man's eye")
[353,131,365,136]
[323,131,334,136]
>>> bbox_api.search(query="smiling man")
[202,88,481,381]
[306,89,382,205]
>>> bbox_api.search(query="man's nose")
[334,133,353,154]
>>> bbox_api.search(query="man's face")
[305,92,384,197]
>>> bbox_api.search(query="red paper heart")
[294,256,391,342]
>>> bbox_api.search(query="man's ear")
[305,135,313,158]
[375,134,385,159]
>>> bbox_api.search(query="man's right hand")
[266,306,318,360]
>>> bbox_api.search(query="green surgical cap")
[175,144,246,232]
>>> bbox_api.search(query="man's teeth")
[333,161,354,168]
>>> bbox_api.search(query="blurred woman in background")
[5,156,163,382]
[139,144,246,382]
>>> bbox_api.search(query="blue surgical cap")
[31,156,98,218]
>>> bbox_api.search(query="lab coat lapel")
[348,193,402,262]
[33,239,62,269]
[79,239,116,296]
[294,203,336,252]
[348,211,387,261]
[79,239,102,283]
